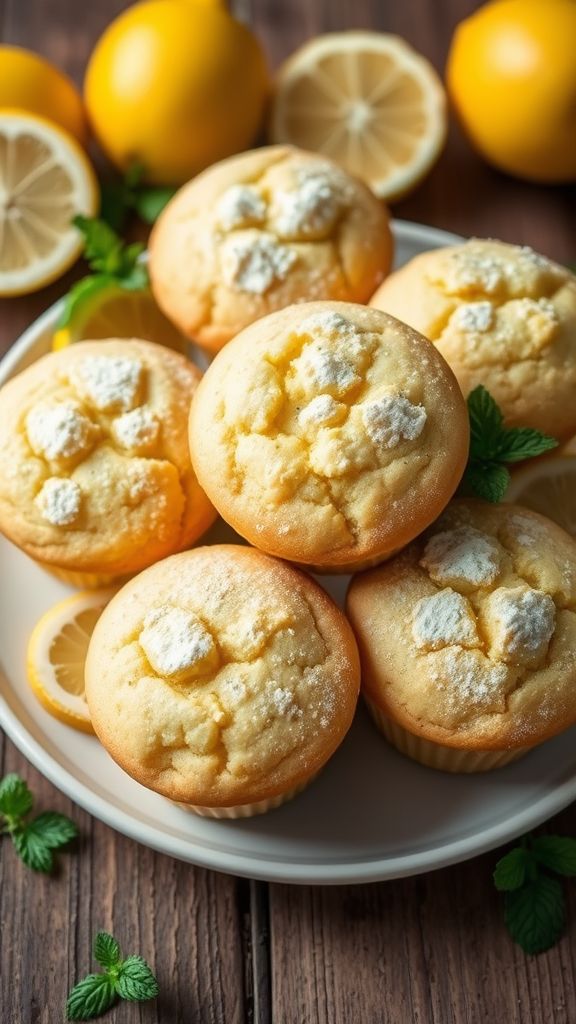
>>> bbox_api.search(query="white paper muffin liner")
[364,696,533,773]
[176,772,319,819]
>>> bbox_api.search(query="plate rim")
[2,217,575,885]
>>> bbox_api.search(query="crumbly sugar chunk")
[139,606,219,679]
[35,477,82,526]
[362,394,427,449]
[412,588,479,651]
[298,394,344,429]
[274,168,342,239]
[297,311,356,338]
[484,586,556,666]
[26,402,97,461]
[111,407,160,451]
[421,526,502,589]
[217,184,267,230]
[452,301,494,332]
[70,356,143,413]
[298,346,359,395]
[221,232,297,294]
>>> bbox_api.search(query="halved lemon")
[53,281,188,352]
[26,590,114,732]
[0,110,98,296]
[269,32,447,201]
[506,455,576,537]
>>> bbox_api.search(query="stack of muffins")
[2,144,576,818]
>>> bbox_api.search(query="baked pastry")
[149,145,393,353]
[85,545,360,817]
[346,499,576,772]
[0,339,216,585]
[189,301,469,572]
[370,238,576,438]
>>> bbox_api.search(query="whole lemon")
[0,46,87,144]
[84,0,269,184]
[446,0,576,183]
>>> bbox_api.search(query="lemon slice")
[506,456,576,537]
[26,590,114,733]
[53,281,188,353]
[0,110,98,296]
[269,32,447,201]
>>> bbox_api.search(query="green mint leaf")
[505,874,566,954]
[532,835,576,877]
[115,241,147,283]
[115,956,159,1001]
[66,974,117,1021]
[93,933,122,970]
[99,182,131,234]
[494,846,532,891]
[124,160,146,190]
[118,265,150,292]
[496,427,558,463]
[0,773,33,820]
[467,385,504,460]
[26,811,77,849]
[57,275,114,329]
[12,827,54,872]
[461,461,510,503]
[73,216,123,274]
[134,186,177,224]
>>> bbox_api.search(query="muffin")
[149,145,393,353]
[370,238,576,438]
[85,545,360,817]
[189,301,469,572]
[346,499,576,772]
[0,339,216,585]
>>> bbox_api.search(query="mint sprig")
[0,773,77,872]
[58,216,148,329]
[67,931,159,1020]
[494,833,576,953]
[461,385,558,502]
[100,161,176,232]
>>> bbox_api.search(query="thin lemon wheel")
[506,456,576,538]
[53,282,187,352]
[0,110,98,296]
[269,31,447,201]
[26,590,115,733]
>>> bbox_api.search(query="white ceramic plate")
[2,220,575,885]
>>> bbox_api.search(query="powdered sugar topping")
[453,301,494,332]
[111,407,160,451]
[71,356,143,412]
[412,588,479,651]
[221,232,297,294]
[298,311,355,337]
[421,526,502,588]
[35,477,81,526]
[485,586,556,665]
[274,168,342,239]
[26,402,96,461]
[217,184,267,230]
[139,607,217,679]
[429,647,509,709]
[270,685,302,719]
[298,394,343,428]
[299,347,358,394]
[362,394,427,449]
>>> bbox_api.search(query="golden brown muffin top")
[85,546,360,806]
[346,499,576,750]
[189,301,469,570]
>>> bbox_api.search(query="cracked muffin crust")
[149,145,393,353]
[85,545,360,815]
[346,499,576,772]
[370,238,576,438]
[189,302,469,572]
[0,339,216,581]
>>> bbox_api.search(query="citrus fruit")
[268,31,447,201]
[0,111,98,297]
[506,456,576,537]
[53,282,187,353]
[0,45,87,145]
[26,590,114,733]
[447,0,576,183]
[84,0,269,185]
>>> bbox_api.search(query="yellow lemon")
[53,282,187,353]
[269,32,447,201]
[27,590,115,733]
[0,45,87,145]
[447,0,576,183]
[0,111,98,297]
[506,455,576,538]
[84,0,269,185]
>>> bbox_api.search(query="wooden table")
[1,2,576,1021]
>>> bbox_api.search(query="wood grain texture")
[1,1,576,1022]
